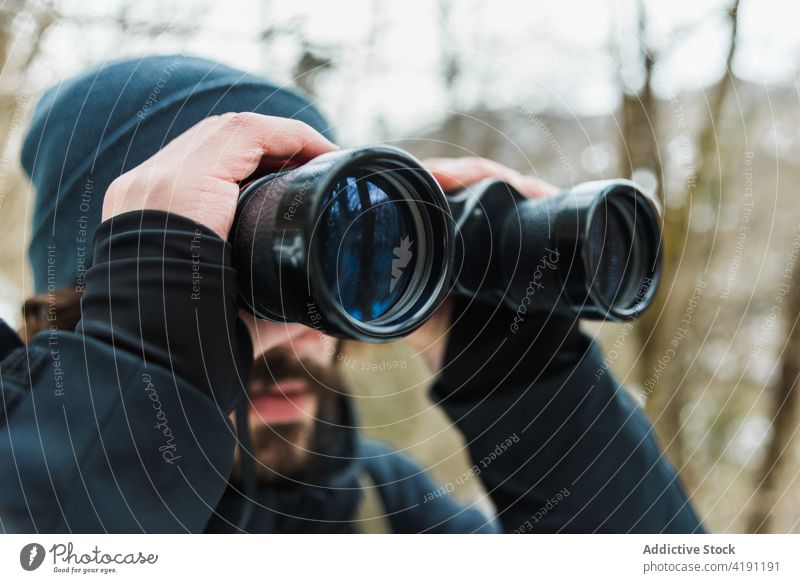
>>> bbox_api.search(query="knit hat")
[21,54,333,293]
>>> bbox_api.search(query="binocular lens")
[587,196,643,310]
[318,173,419,323]
[233,146,453,342]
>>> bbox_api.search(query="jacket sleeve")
[0,211,252,533]
[430,297,704,533]
[359,439,500,534]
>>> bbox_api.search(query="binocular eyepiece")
[231,145,662,342]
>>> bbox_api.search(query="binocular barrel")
[232,145,663,341]
[448,179,662,321]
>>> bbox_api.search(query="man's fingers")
[512,174,559,198]
[202,112,337,182]
[424,157,515,192]
[424,156,558,199]
[162,114,228,153]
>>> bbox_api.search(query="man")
[0,55,703,533]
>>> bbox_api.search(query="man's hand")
[102,112,338,239]
[406,156,559,374]
[424,156,558,199]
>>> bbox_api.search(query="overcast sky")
[24,0,800,144]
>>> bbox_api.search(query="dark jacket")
[0,213,703,533]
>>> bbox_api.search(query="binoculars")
[231,145,662,342]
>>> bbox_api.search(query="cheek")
[290,330,338,367]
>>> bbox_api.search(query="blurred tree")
[0,1,57,295]
[614,0,741,495]
[255,4,335,98]
[292,40,336,97]
[437,0,466,146]
[748,248,800,532]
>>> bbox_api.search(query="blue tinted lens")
[319,174,416,322]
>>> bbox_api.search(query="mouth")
[248,379,317,425]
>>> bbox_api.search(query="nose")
[283,326,322,355]
[240,310,335,361]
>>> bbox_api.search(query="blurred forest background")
[2,0,800,532]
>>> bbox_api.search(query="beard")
[232,346,345,488]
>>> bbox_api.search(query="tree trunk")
[747,262,800,533]
[624,1,740,494]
